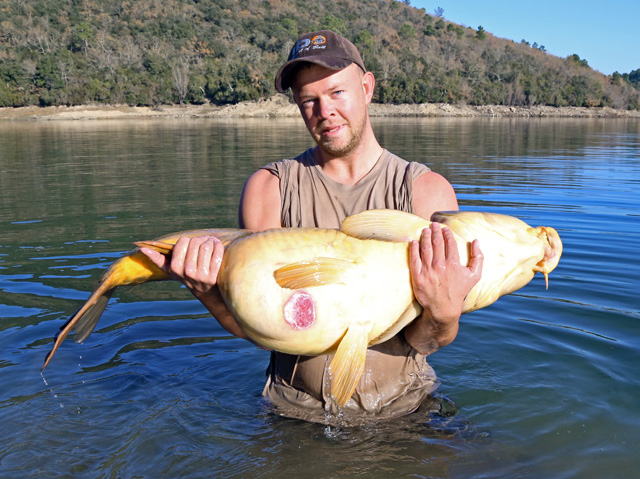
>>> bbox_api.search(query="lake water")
[1,117,638,478]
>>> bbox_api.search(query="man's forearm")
[192,287,250,341]
[403,309,460,355]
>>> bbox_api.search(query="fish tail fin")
[328,325,369,408]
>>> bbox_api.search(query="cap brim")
[275,57,354,93]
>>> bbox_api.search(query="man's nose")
[315,98,335,119]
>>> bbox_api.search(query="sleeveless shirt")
[260,148,438,425]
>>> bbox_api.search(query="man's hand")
[140,235,252,340]
[141,235,224,296]
[404,222,483,354]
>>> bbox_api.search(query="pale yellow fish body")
[42,209,562,407]
[218,227,419,356]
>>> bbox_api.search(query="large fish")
[42,209,562,407]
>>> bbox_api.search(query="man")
[141,30,483,425]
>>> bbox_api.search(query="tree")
[568,54,589,68]
[0,0,636,109]
[172,59,190,104]
[627,68,640,88]
[355,29,375,62]
[399,23,416,39]
[319,15,347,36]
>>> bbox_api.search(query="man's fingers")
[419,227,433,266]
[428,223,445,267]
[409,239,422,275]
[201,237,223,280]
[196,237,215,276]
[467,239,484,277]
[442,226,459,262]
[140,247,167,270]
[211,239,224,272]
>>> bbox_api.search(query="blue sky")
[411,0,638,75]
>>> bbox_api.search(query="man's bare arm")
[404,171,484,354]
[239,169,282,230]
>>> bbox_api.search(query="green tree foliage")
[399,24,416,39]
[568,54,589,68]
[0,0,637,109]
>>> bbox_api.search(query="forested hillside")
[1,0,638,109]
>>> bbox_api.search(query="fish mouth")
[530,226,563,288]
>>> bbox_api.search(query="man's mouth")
[319,124,344,136]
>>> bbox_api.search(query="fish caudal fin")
[328,325,369,408]
[273,257,353,289]
[341,209,430,242]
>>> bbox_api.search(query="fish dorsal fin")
[328,324,369,407]
[341,209,430,242]
[274,257,353,289]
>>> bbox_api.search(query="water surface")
[1,117,638,478]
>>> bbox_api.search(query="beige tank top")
[260,148,438,425]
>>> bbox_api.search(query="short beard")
[313,116,366,158]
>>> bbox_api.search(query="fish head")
[529,226,563,288]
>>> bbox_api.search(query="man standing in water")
[141,30,483,424]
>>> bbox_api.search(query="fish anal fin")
[72,289,115,343]
[274,257,353,289]
[41,282,116,372]
[328,325,369,408]
[341,209,429,242]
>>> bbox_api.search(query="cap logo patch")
[292,38,310,58]
[292,35,328,59]
[311,35,326,46]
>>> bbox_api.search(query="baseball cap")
[275,30,366,93]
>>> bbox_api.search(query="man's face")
[292,63,373,158]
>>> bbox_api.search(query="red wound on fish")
[284,290,316,329]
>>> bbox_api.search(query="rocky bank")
[1,95,639,121]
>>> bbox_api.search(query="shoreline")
[1,95,639,121]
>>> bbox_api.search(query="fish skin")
[41,210,563,406]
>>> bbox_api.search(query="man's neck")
[314,133,384,186]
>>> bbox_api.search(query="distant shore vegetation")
[1,0,638,109]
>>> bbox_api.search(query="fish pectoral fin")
[134,240,174,255]
[328,324,369,408]
[341,209,430,242]
[273,257,353,289]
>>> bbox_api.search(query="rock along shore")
[1,95,639,121]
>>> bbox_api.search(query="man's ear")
[362,71,375,104]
